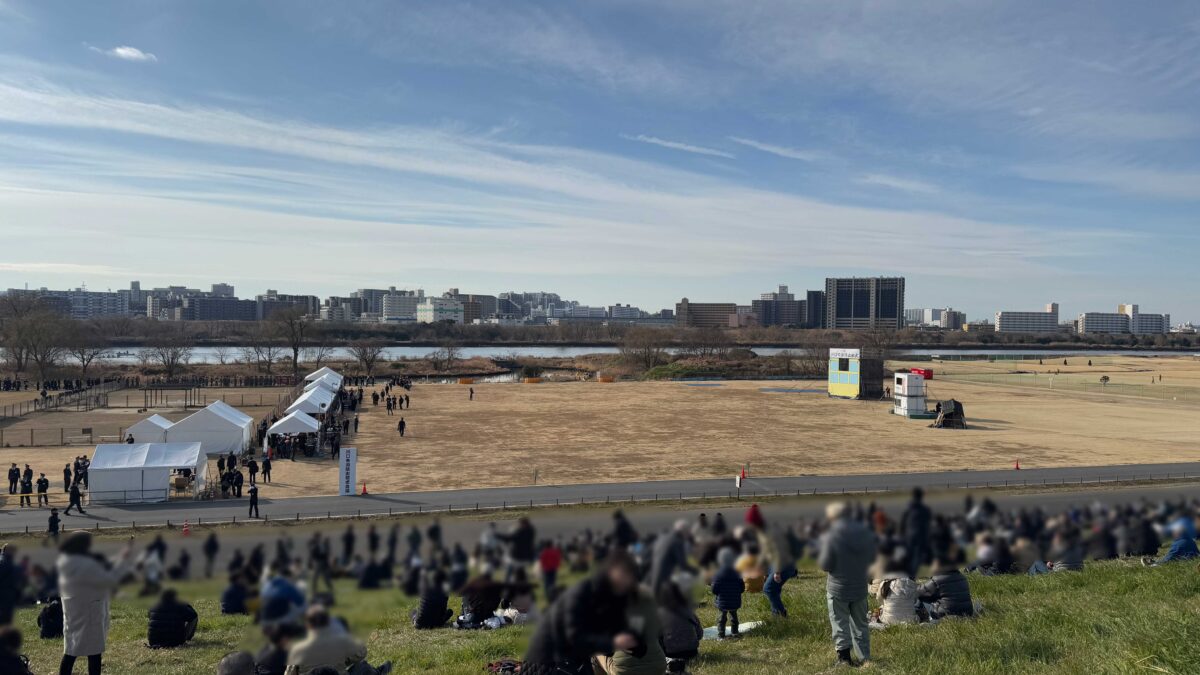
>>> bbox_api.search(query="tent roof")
[304,366,341,382]
[285,386,335,414]
[304,374,340,392]
[267,411,320,435]
[205,400,254,426]
[91,443,203,470]
[128,414,173,431]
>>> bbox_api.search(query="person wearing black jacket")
[497,517,537,581]
[18,476,32,507]
[146,589,199,648]
[63,464,72,493]
[254,623,303,675]
[412,570,453,629]
[64,482,85,515]
[0,626,33,675]
[901,487,932,577]
[8,463,19,494]
[36,473,49,506]
[918,559,974,619]
[0,545,22,625]
[521,551,640,675]
[611,510,638,549]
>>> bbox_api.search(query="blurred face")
[607,565,636,594]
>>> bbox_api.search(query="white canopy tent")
[285,386,335,416]
[124,414,173,444]
[88,443,206,504]
[304,374,341,393]
[165,401,254,456]
[267,410,320,436]
[304,366,342,384]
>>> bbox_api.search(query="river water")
[97,345,1197,365]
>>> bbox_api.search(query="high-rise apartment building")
[995,303,1059,333]
[417,297,464,324]
[676,298,737,328]
[380,289,424,322]
[823,277,905,330]
[752,285,804,326]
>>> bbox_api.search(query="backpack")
[38,600,63,639]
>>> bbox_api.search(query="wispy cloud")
[87,45,158,63]
[0,261,128,275]
[856,174,939,194]
[621,134,734,158]
[728,136,823,162]
[1014,164,1200,201]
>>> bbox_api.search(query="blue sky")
[0,1,1197,321]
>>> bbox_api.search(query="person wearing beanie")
[818,501,877,667]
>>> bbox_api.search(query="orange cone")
[361,481,368,495]
[1014,459,1021,470]
[740,465,747,479]
[182,519,191,537]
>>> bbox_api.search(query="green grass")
[15,558,1200,674]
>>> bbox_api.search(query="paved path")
[1,461,1198,534]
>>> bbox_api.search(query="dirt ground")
[187,355,1200,498]
[3,357,1199,500]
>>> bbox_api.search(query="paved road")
[1,461,1197,535]
[12,481,1200,572]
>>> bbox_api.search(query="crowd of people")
[0,488,1196,674]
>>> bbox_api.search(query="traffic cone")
[182,519,191,537]
[740,465,747,480]
[1014,459,1021,470]
[361,481,368,495]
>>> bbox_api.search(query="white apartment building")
[1077,312,1129,335]
[1119,304,1170,335]
[416,296,464,324]
[380,289,424,321]
[995,303,1059,333]
[608,304,643,319]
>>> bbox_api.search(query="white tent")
[89,443,206,504]
[304,366,342,384]
[267,410,320,436]
[165,401,254,456]
[285,386,335,415]
[124,414,174,444]
[304,374,341,393]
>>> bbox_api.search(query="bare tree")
[427,340,462,372]
[0,292,41,373]
[64,322,109,379]
[621,327,668,371]
[212,345,233,365]
[678,327,733,358]
[17,310,70,382]
[269,306,310,378]
[135,347,156,369]
[149,336,193,379]
[242,327,285,374]
[347,339,387,376]
[304,332,336,370]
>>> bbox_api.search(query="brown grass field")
[1,356,1198,500]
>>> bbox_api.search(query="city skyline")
[2,2,1198,320]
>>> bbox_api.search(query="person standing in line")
[7,463,18,494]
[404,394,410,409]
[353,414,359,433]
[469,387,474,401]
[262,456,272,484]
[397,418,406,437]
[248,484,260,519]
[36,473,49,507]
[818,501,878,667]
[247,458,259,486]
[64,482,85,515]
[63,464,73,493]
[57,532,133,675]
[217,455,226,475]
[233,470,244,498]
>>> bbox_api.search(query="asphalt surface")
[10,481,1200,572]
[1,461,1198,535]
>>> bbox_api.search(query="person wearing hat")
[56,531,133,674]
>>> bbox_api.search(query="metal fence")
[0,380,126,419]
[4,469,1198,534]
[940,372,1200,402]
[105,391,289,409]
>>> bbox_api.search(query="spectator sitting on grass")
[216,651,255,675]
[1145,521,1199,566]
[259,563,305,627]
[254,623,304,675]
[220,573,249,615]
[146,588,199,648]
[0,626,33,675]
[869,555,921,627]
[287,605,392,675]
[411,569,453,630]
[918,557,975,620]
[1048,526,1085,572]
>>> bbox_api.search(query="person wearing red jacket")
[537,540,562,599]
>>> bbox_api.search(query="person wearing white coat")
[56,532,133,675]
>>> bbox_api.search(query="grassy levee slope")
[13,557,1200,674]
